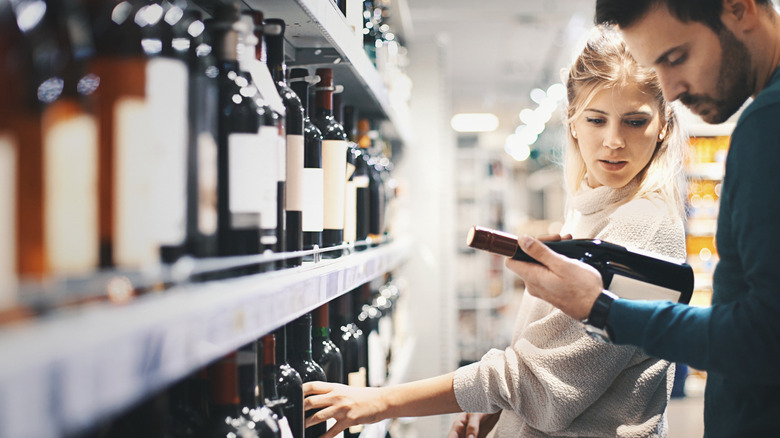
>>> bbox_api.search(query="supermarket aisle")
[668,396,705,437]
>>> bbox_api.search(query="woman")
[303,25,687,438]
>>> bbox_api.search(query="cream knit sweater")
[453,181,686,437]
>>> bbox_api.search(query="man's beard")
[679,27,753,124]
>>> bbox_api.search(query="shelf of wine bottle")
[195,0,413,146]
[0,237,412,438]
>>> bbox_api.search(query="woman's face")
[572,84,665,189]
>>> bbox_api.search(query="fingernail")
[519,235,532,250]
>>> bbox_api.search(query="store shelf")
[217,0,413,145]
[0,237,413,438]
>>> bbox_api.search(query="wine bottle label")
[147,58,188,247]
[0,133,17,305]
[278,417,294,438]
[286,134,305,211]
[114,98,158,267]
[44,110,99,274]
[344,181,357,242]
[247,59,286,116]
[353,175,370,189]
[607,273,682,302]
[322,140,348,230]
[257,126,279,229]
[197,132,218,235]
[347,368,366,387]
[277,133,287,181]
[228,133,265,225]
[301,168,324,232]
[368,330,386,387]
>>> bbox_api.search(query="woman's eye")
[668,53,687,66]
[585,117,605,125]
[625,119,649,127]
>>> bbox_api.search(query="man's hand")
[447,412,501,438]
[505,235,603,321]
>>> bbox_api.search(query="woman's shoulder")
[610,193,680,223]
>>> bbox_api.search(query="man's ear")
[722,0,760,33]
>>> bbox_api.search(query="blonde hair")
[563,25,687,218]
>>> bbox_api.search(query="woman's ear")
[658,124,668,141]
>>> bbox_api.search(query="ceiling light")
[451,113,499,133]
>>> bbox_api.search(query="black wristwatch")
[583,290,618,343]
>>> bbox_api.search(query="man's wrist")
[583,289,618,343]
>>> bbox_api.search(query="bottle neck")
[265,33,286,84]
[316,89,333,113]
[290,81,310,116]
[289,316,313,361]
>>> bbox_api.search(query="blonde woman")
[302,25,687,438]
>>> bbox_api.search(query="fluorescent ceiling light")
[450,113,499,133]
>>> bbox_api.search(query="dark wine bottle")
[206,352,241,437]
[312,68,348,254]
[288,314,328,438]
[356,119,386,244]
[182,10,219,259]
[331,292,366,437]
[343,106,370,245]
[312,303,344,383]
[467,226,694,304]
[244,11,287,263]
[208,4,264,259]
[259,335,295,437]
[265,18,304,267]
[236,12,280,259]
[275,325,305,438]
[289,68,324,252]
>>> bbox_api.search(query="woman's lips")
[599,159,628,171]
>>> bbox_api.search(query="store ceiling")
[401,0,596,142]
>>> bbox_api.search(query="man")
[506,0,780,436]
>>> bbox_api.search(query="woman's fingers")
[447,413,468,438]
[466,413,482,437]
[303,381,337,396]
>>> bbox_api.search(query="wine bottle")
[312,303,344,383]
[265,18,304,267]
[182,10,218,258]
[0,2,19,303]
[236,12,280,258]
[334,95,357,246]
[244,11,288,262]
[356,285,386,387]
[259,335,295,438]
[467,226,695,304]
[356,119,385,244]
[289,68,324,252]
[343,107,370,245]
[207,352,242,436]
[331,292,366,437]
[312,68,348,254]
[275,325,305,438]
[207,5,265,259]
[287,314,328,438]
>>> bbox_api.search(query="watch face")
[584,324,612,344]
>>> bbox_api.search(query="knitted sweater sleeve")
[453,196,683,433]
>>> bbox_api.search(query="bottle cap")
[466,226,518,257]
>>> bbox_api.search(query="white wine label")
[301,168,324,232]
[368,330,387,387]
[286,134,304,211]
[344,181,357,242]
[278,417,294,438]
[197,132,218,235]
[247,58,286,116]
[228,133,265,215]
[44,111,99,274]
[347,368,366,387]
[322,139,348,229]
[115,97,158,267]
[257,126,279,229]
[277,133,286,181]
[147,58,188,247]
[353,175,370,189]
[608,274,682,302]
[0,133,17,306]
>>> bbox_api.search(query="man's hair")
[595,0,774,31]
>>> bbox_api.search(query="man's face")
[621,3,753,124]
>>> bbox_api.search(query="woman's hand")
[505,234,602,321]
[303,382,389,438]
[447,412,501,438]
